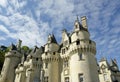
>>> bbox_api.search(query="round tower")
[42,34,60,82]
[0,44,22,82]
[61,16,99,82]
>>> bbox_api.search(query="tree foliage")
[0,46,9,71]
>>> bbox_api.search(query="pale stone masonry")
[0,16,120,82]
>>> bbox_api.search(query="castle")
[0,16,120,82]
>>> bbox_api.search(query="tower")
[42,34,60,82]
[15,46,43,82]
[0,44,22,82]
[99,58,120,82]
[60,16,99,82]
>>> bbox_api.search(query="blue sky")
[0,0,120,67]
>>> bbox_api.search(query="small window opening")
[65,77,69,82]
[36,58,38,61]
[53,52,55,55]
[45,63,48,68]
[44,76,48,82]
[79,74,83,82]
[76,40,80,45]
[79,54,82,60]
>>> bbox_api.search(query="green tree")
[21,46,30,53]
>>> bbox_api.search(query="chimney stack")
[81,16,88,29]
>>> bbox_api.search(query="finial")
[62,28,67,33]
[76,15,79,21]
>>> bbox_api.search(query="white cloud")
[0,0,7,7]
[0,0,120,67]
[0,25,9,34]
[0,37,6,40]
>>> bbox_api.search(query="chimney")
[81,16,88,29]
[17,39,22,50]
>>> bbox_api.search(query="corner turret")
[44,34,59,52]
[71,16,90,43]
[0,43,22,82]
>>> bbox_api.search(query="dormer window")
[101,64,107,73]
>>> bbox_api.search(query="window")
[89,40,92,44]
[36,58,38,61]
[76,32,79,36]
[76,40,80,45]
[45,52,47,55]
[53,52,55,55]
[64,41,68,46]
[62,49,65,54]
[65,77,69,82]
[44,76,48,82]
[64,61,68,67]
[79,54,82,60]
[111,75,116,81]
[103,74,108,81]
[79,74,83,82]
[102,68,106,73]
[45,63,48,68]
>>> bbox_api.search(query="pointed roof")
[74,16,80,24]
[47,34,57,44]
[10,43,17,50]
[110,59,119,72]
[110,59,117,66]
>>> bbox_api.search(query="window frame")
[65,77,69,82]
[78,73,83,82]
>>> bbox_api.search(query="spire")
[110,59,119,72]
[110,59,117,66]
[47,34,57,44]
[10,43,17,50]
[74,16,80,31]
[76,15,79,22]
[100,57,106,62]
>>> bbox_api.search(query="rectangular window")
[45,63,48,68]
[79,74,83,82]
[76,40,80,45]
[64,61,68,67]
[44,76,48,82]
[79,54,82,60]
[103,74,108,81]
[65,77,69,82]
[62,49,65,54]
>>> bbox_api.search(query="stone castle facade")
[0,16,120,82]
